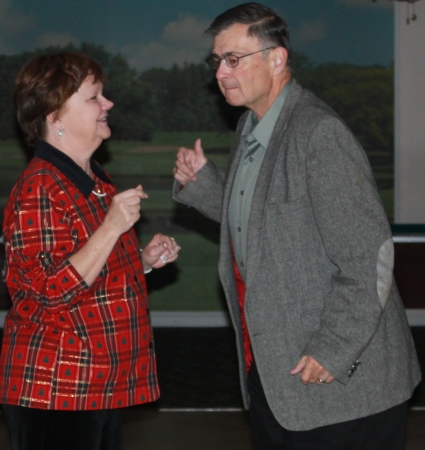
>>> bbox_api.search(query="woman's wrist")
[140,249,153,274]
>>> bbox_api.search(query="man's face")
[212,23,275,118]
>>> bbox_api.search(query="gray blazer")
[173,80,421,431]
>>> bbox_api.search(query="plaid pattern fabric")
[0,141,159,410]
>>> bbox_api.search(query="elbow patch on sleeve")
[376,238,394,309]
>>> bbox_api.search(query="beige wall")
[395,1,425,223]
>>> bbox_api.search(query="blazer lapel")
[244,80,303,286]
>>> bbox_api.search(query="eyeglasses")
[205,47,276,70]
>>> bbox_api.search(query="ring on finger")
[318,378,325,384]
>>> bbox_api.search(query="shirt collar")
[242,79,293,150]
[34,140,113,198]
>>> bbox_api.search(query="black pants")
[247,360,408,450]
[2,404,122,450]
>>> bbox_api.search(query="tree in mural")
[0,45,394,162]
[0,43,155,142]
[297,63,394,157]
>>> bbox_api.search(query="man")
[173,3,421,449]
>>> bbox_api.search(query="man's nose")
[216,60,231,79]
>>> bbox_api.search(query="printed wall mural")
[0,0,395,311]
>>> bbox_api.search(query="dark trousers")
[247,360,408,450]
[2,404,122,450]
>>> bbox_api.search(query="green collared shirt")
[228,80,292,281]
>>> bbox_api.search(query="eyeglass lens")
[205,54,241,69]
[206,47,275,70]
[225,55,239,67]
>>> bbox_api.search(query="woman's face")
[58,75,114,152]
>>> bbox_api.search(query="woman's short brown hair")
[14,52,105,146]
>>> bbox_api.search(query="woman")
[0,52,180,450]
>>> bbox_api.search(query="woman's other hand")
[142,234,181,272]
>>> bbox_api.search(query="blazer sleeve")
[172,159,226,223]
[301,116,394,383]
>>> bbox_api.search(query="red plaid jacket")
[0,141,159,410]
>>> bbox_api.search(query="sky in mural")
[1,0,394,71]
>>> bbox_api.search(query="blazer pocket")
[266,196,309,216]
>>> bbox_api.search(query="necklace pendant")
[92,189,107,197]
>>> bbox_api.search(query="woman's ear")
[47,111,63,131]
[46,111,65,138]
[46,111,59,126]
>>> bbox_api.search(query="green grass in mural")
[139,189,176,211]
[146,233,226,311]
[378,189,394,221]
[101,134,231,177]
[0,135,395,311]
[0,140,29,169]
[147,131,236,149]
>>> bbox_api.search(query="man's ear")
[272,47,289,74]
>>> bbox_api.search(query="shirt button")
[240,191,244,195]
[249,157,254,162]
[240,262,245,267]
[237,227,241,232]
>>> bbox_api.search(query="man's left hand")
[290,356,335,385]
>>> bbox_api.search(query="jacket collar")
[34,140,112,198]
